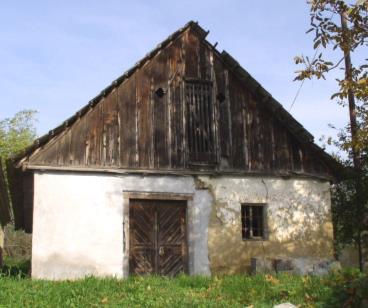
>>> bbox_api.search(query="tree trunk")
[340,10,364,272]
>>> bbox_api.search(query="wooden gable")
[12,21,341,179]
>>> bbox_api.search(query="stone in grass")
[250,257,274,274]
[292,258,341,276]
[273,303,297,308]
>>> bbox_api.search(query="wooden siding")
[26,28,332,177]
[6,161,33,232]
[0,160,11,226]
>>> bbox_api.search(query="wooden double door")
[129,199,188,276]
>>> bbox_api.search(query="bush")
[3,224,32,259]
[324,269,368,307]
[0,257,31,278]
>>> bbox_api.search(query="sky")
[0,1,354,155]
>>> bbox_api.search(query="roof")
[10,21,344,177]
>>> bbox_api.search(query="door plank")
[157,202,187,276]
[129,200,156,275]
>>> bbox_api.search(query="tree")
[0,110,38,161]
[294,0,368,271]
[295,0,367,152]
[331,155,368,261]
[0,110,37,223]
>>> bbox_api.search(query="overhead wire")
[289,10,336,111]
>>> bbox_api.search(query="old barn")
[5,21,342,279]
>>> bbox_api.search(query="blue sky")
[0,1,351,154]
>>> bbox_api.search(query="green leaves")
[0,110,37,221]
[0,110,37,161]
[314,39,322,49]
[293,53,337,82]
[294,0,368,153]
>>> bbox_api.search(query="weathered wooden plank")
[169,80,182,168]
[282,131,291,171]
[262,111,273,171]
[290,140,301,171]
[302,147,313,173]
[86,102,103,166]
[169,37,185,168]
[222,69,233,161]
[248,96,259,171]
[152,51,169,168]
[136,65,152,169]
[270,118,276,170]
[229,73,245,169]
[118,76,137,167]
[0,160,11,227]
[102,89,119,166]
[273,122,283,170]
[184,30,200,79]
[273,123,290,170]
[199,39,209,80]
[69,115,87,166]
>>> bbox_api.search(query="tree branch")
[327,56,345,71]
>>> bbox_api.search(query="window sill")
[242,237,267,242]
[188,161,217,166]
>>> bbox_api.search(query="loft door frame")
[122,191,193,276]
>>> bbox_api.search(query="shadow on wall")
[32,252,123,280]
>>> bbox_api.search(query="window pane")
[242,204,265,239]
[241,205,250,239]
[251,206,263,237]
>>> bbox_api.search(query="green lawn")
[0,262,367,307]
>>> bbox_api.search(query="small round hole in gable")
[155,87,165,98]
[216,93,225,102]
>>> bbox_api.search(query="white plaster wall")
[32,173,124,280]
[32,172,332,279]
[32,172,212,280]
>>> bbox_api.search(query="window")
[241,204,265,240]
[185,80,215,163]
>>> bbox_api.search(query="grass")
[0,261,367,307]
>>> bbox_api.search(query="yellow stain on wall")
[198,176,334,274]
